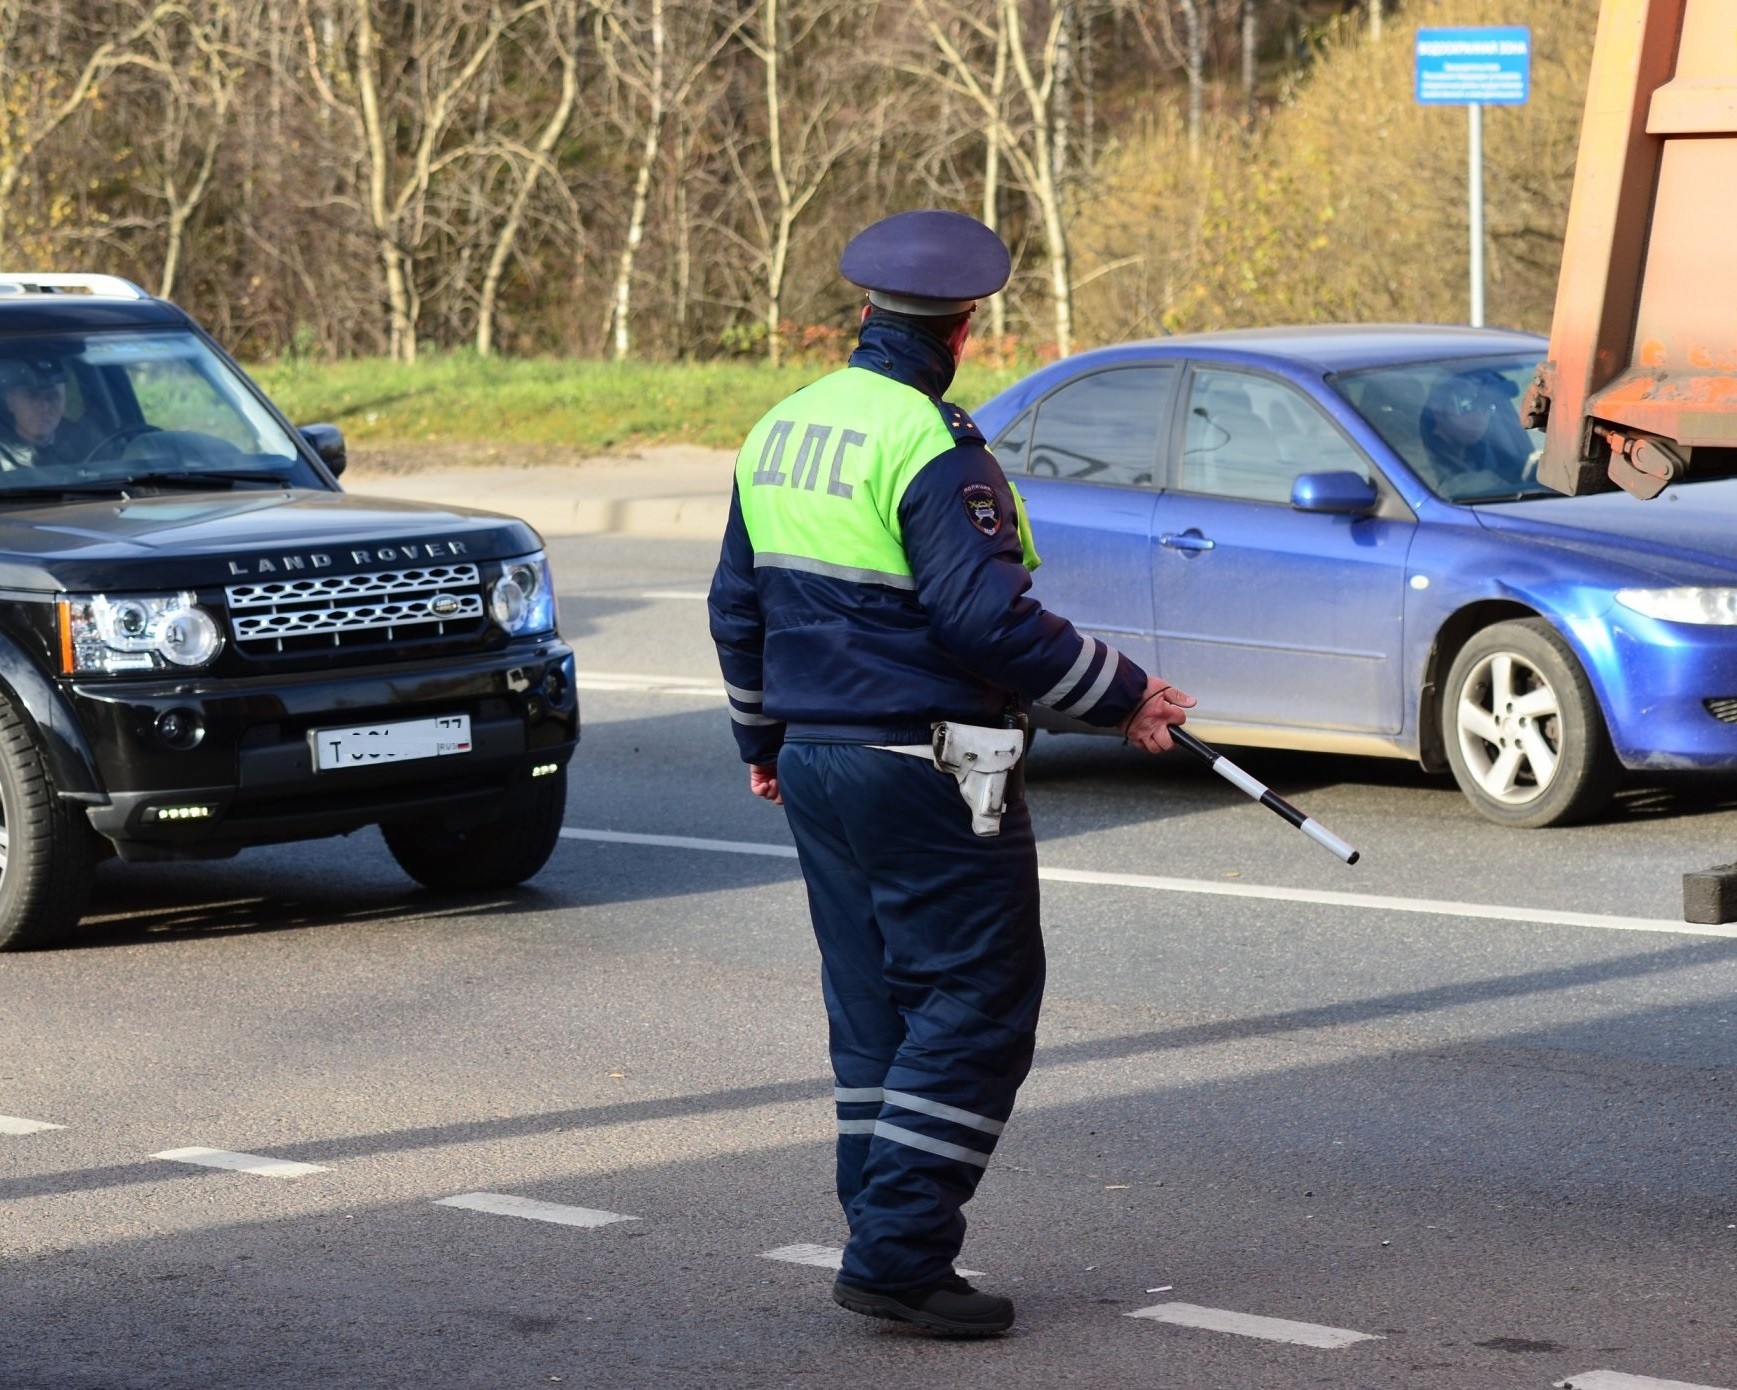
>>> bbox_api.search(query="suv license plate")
[311,714,472,772]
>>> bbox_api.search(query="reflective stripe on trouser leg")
[779,740,1044,1295]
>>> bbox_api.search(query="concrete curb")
[351,487,731,540]
[342,450,735,541]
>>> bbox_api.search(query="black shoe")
[831,1274,1015,1336]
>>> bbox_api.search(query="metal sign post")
[1416,26,1531,328]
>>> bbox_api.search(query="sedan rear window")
[996,364,1173,487]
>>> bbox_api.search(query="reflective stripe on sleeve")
[1058,643,1125,719]
[837,1119,877,1135]
[1037,636,1100,709]
[871,1120,991,1168]
[729,706,782,727]
[724,681,764,705]
[881,1089,1005,1136]
[755,552,917,591]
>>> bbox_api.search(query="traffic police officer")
[708,209,1194,1336]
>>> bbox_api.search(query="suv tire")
[382,768,567,891]
[0,692,97,949]
[1442,618,1618,828]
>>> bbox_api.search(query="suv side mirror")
[299,423,347,478]
[1291,470,1377,515]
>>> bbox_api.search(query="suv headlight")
[59,592,224,674]
[1615,587,1737,625]
[488,553,557,636]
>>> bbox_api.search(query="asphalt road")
[2,533,1734,1390]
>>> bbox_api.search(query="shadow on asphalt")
[8,930,1732,1207]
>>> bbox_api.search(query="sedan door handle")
[1159,529,1216,553]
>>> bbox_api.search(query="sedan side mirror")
[299,422,347,478]
[1292,470,1378,515]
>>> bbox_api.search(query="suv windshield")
[0,329,320,495]
[1331,353,1550,503]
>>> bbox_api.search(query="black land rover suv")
[0,274,578,949]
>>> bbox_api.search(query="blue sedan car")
[973,325,1737,827]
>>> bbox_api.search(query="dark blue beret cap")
[838,210,1012,308]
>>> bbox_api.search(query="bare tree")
[1176,0,1205,159]
[129,0,262,299]
[0,0,176,258]
[982,15,1010,342]
[1242,0,1258,130]
[596,0,746,360]
[916,0,1079,355]
[734,0,871,365]
[476,0,582,357]
[300,0,547,361]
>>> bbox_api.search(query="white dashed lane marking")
[1557,1373,1735,1390]
[435,1193,637,1229]
[151,1147,327,1178]
[761,1244,984,1278]
[0,1115,64,1135]
[1127,1301,1382,1349]
[558,826,1721,938]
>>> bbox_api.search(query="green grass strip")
[249,353,1034,454]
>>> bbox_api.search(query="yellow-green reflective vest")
[734,366,1039,579]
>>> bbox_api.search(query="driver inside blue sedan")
[1419,371,1537,498]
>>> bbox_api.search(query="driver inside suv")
[0,356,71,469]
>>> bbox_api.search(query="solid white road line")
[637,590,710,601]
[434,1193,637,1228]
[760,1244,985,1278]
[557,826,1715,938]
[576,671,726,697]
[151,1147,327,1178]
[562,827,798,859]
[1127,1301,1382,1349]
[1557,1372,1735,1390]
[0,1115,64,1135]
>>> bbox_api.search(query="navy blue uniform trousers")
[778,738,1044,1293]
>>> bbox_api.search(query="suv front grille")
[226,564,487,655]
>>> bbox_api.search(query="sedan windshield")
[0,329,320,495]
[1332,353,1551,503]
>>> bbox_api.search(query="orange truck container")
[1527,0,1737,498]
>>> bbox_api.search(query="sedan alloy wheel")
[1442,618,1618,828]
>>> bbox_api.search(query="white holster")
[873,721,1026,836]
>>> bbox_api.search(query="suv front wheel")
[0,692,98,949]
[382,769,567,892]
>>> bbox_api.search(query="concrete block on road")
[1682,862,1737,924]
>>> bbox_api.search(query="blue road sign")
[1416,26,1531,105]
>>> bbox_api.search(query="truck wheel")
[382,769,567,892]
[0,693,97,950]
[1441,618,1617,828]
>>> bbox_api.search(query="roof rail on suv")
[0,273,150,300]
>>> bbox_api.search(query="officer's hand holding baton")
[1119,676,1196,753]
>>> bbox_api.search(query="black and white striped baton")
[1170,726,1360,865]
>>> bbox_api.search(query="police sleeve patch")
[961,482,1002,536]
